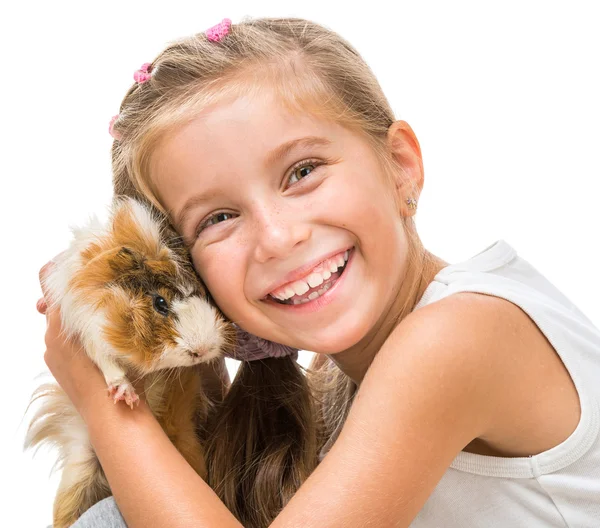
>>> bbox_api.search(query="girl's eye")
[287,159,322,186]
[195,212,235,237]
[207,212,234,226]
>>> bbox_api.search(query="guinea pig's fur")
[24,197,235,528]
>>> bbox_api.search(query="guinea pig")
[23,196,236,528]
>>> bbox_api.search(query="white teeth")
[291,280,310,296]
[269,249,351,301]
[293,297,312,305]
[307,272,325,289]
[316,281,332,296]
[291,280,334,305]
[284,286,295,298]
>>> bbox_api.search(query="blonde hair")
[111,16,435,528]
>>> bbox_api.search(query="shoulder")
[377,289,533,381]
[359,291,512,436]
[376,290,578,456]
[418,291,581,457]
[356,290,538,459]
[368,290,533,413]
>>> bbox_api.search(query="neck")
[327,249,449,386]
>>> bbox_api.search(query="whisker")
[177,368,184,393]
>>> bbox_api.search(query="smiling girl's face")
[149,90,410,354]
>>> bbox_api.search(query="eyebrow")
[175,135,333,230]
[264,135,332,168]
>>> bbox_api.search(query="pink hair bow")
[205,18,232,42]
[109,114,121,140]
[133,62,152,84]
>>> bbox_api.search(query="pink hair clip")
[108,114,122,140]
[133,62,152,84]
[205,18,232,42]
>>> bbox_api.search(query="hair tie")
[107,19,231,139]
[133,62,152,84]
[205,18,232,42]
[109,114,121,140]
[224,326,299,362]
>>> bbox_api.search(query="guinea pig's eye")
[152,294,169,316]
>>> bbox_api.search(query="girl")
[38,16,600,528]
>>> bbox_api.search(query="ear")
[387,121,424,216]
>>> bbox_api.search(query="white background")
[3,1,599,526]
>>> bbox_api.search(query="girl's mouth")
[265,247,354,306]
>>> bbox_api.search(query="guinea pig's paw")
[107,378,140,410]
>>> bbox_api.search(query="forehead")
[149,89,358,219]
[152,90,342,168]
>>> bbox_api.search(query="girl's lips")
[262,246,353,299]
[262,247,354,314]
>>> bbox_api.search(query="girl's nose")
[252,206,311,263]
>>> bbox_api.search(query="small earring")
[406,198,417,210]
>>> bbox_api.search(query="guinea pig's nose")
[188,350,201,358]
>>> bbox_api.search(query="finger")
[45,298,64,329]
[44,302,67,349]
[39,250,67,309]
[39,260,55,301]
[36,297,47,314]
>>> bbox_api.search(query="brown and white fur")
[23,197,235,528]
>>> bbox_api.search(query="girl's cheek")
[194,247,244,305]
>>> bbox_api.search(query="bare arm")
[83,376,243,528]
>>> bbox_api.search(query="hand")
[37,254,143,419]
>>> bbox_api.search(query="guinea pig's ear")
[110,246,146,272]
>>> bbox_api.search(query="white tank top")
[407,239,600,527]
